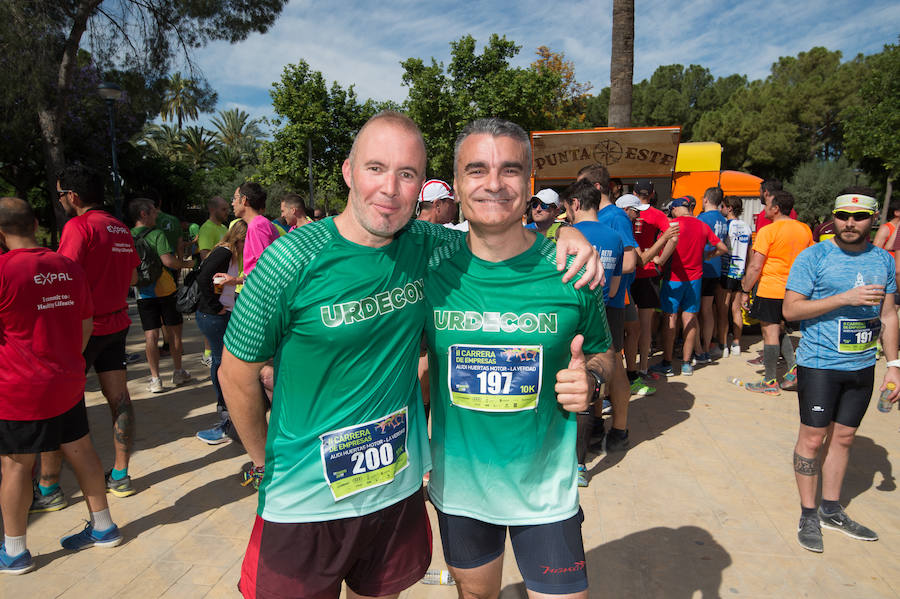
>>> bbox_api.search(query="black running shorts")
[436,507,588,595]
[797,365,875,428]
[631,277,661,310]
[83,328,129,373]
[0,399,90,454]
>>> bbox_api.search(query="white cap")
[615,193,649,211]
[531,188,560,206]
[419,179,453,203]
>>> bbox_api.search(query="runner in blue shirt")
[783,187,899,554]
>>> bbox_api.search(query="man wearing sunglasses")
[525,189,563,240]
[740,191,813,394]
[782,188,899,553]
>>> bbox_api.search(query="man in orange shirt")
[741,191,813,394]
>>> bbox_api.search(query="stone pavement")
[3,307,899,598]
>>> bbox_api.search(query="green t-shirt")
[198,219,227,253]
[224,217,461,523]
[424,234,611,526]
[156,211,182,256]
[131,226,176,298]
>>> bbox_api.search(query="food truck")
[530,127,763,231]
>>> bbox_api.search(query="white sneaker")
[721,346,730,358]
[148,377,164,393]
[730,343,741,356]
[172,369,192,387]
[200,354,212,368]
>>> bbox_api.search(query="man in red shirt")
[0,197,122,575]
[629,179,678,379]
[33,166,142,512]
[651,197,727,376]
[755,180,798,231]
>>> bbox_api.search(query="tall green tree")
[843,42,900,211]
[694,47,863,179]
[256,60,381,208]
[785,156,868,225]
[0,0,286,238]
[401,34,564,180]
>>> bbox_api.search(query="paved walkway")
[3,307,899,598]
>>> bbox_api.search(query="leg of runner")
[623,319,640,373]
[793,424,825,509]
[1,453,35,537]
[99,370,133,472]
[699,295,714,355]
[637,308,655,372]
[681,311,699,369]
[168,323,184,373]
[820,422,856,503]
[448,554,504,599]
[144,329,161,379]
[61,434,109,513]
[728,290,743,353]
[714,285,729,353]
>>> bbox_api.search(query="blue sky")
[187,0,899,129]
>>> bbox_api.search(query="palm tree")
[210,108,265,166]
[136,123,183,160]
[180,126,218,168]
[160,72,201,130]
[609,0,634,127]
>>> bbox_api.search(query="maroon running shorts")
[238,488,431,599]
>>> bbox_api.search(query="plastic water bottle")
[877,383,896,413]
[726,376,743,387]
[422,569,455,585]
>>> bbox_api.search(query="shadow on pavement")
[840,435,895,507]
[588,380,694,478]
[500,525,731,598]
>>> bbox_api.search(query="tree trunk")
[36,0,100,246]
[608,0,634,128]
[882,175,894,226]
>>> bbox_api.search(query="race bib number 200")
[319,407,408,501]
[448,344,543,412]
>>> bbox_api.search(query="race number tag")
[319,407,409,501]
[837,318,880,353]
[448,344,543,412]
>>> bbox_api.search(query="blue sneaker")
[649,361,673,376]
[577,464,588,487]
[197,421,230,445]
[0,545,34,575]
[60,522,122,551]
[694,352,711,365]
[681,363,694,376]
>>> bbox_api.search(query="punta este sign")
[531,127,681,180]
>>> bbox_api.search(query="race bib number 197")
[448,344,543,412]
[319,407,409,501]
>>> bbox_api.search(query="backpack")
[175,269,201,314]
[134,228,163,288]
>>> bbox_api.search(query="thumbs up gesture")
[555,334,592,412]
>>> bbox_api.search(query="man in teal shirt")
[424,118,614,598]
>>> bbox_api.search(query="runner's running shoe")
[797,516,823,552]
[0,545,33,575]
[780,365,798,390]
[818,506,878,541]
[60,522,122,551]
[629,378,656,396]
[105,470,136,498]
[30,481,67,513]
[744,378,780,395]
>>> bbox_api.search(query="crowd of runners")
[0,112,898,599]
